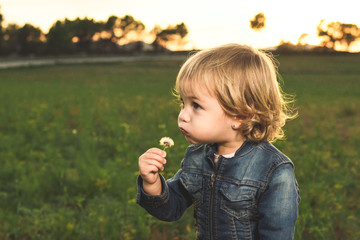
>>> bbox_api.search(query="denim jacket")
[137,140,300,240]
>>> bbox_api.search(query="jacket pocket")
[180,172,203,206]
[220,183,257,219]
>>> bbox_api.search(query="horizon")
[1,0,360,52]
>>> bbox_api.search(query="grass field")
[0,54,359,239]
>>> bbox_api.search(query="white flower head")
[159,137,174,150]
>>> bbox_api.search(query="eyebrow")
[181,94,201,101]
[190,96,200,100]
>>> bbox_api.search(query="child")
[137,44,300,240]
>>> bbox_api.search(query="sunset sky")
[1,0,359,51]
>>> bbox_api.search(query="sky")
[1,0,360,51]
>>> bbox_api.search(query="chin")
[185,136,199,145]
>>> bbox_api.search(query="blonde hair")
[175,43,296,143]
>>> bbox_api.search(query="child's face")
[178,85,237,146]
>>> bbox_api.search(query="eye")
[192,102,202,110]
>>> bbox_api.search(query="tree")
[317,20,360,51]
[103,15,145,43]
[70,17,102,52]
[46,19,74,54]
[47,17,102,54]
[1,24,20,55]
[297,33,309,45]
[0,6,4,54]
[250,13,266,31]
[152,22,188,50]
[17,23,44,55]
[0,9,189,55]
[1,23,44,56]
[0,6,3,38]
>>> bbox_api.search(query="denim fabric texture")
[137,140,300,240]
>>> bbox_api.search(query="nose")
[178,108,190,123]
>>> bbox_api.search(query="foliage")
[0,55,359,239]
[70,17,103,52]
[0,4,188,56]
[0,23,45,56]
[46,16,137,54]
[152,23,189,49]
[104,15,145,43]
[0,7,46,55]
[0,6,3,35]
[250,13,266,31]
[317,20,360,51]
[17,24,45,55]
[46,20,75,55]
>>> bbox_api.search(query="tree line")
[0,8,188,56]
[1,8,359,57]
[250,12,360,52]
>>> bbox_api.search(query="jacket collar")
[206,139,256,160]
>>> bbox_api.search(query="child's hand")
[138,148,167,185]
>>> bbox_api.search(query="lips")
[179,127,189,136]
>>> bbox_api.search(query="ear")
[230,106,253,130]
[231,117,243,130]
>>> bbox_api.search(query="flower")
[159,137,174,150]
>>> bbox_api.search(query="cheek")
[216,115,232,129]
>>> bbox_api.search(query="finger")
[147,148,167,158]
[140,163,158,176]
[147,164,161,174]
[139,158,164,174]
[149,159,165,172]
[141,152,166,165]
[140,159,164,173]
[141,166,160,183]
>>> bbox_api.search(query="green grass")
[0,54,359,239]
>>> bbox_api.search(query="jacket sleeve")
[136,169,193,222]
[258,163,300,240]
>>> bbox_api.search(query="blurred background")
[0,0,359,239]
[0,0,359,56]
